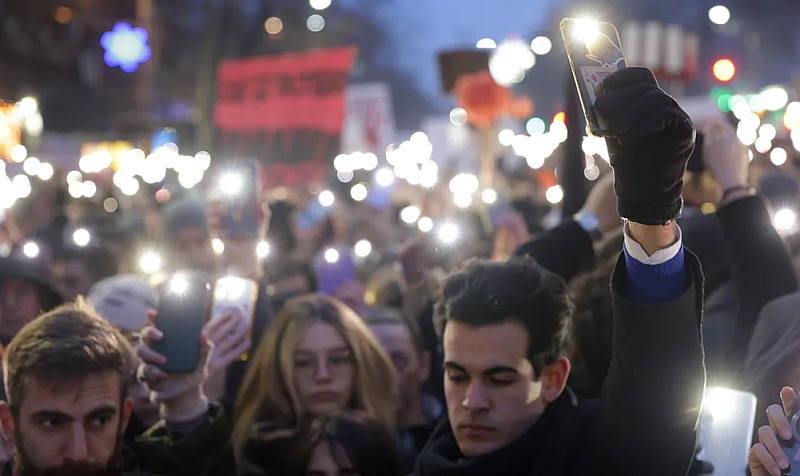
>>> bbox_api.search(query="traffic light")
[713,58,736,82]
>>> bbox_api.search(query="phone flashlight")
[140,251,162,275]
[324,248,340,263]
[573,18,600,45]
[219,172,243,196]
[169,274,190,295]
[215,276,246,301]
[775,208,797,232]
[73,228,91,247]
[438,223,460,245]
[23,241,39,259]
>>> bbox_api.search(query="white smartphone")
[697,387,757,476]
[211,277,259,359]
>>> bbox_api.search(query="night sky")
[377,0,556,109]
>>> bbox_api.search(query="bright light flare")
[771,147,788,166]
[482,189,498,204]
[350,183,368,201]
[375,168,395,187]
[476,38,497,49]
[531,36,552,55]
[169,275,189,295]
[498,129,515,147]
[256,241,271,259]
[23,242,39,258]
[438,223,460,244]
[73,228,91,247]
[139,252,161,274]
[708,5,731,25]
[319,190,335,207]
[573,19,600,45]
[324,248,340,263]
[220,173,242,195]
[703,386,737,422]
[36,162,54,181]
[546,185,564,204]
[418,217,433,233]
[400,206,421,224]
[354,240,372,258]
[212,238,225,255]
[10,145,27,163]
[775,208,797,231]
[309,0,331,10]
[454,193,472,208]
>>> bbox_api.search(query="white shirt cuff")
[623,224,683,265]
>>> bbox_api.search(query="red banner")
[214,47,355,188]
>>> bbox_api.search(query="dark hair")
[362,307,424,354]
[54,246,119,284]
[240,411,401,476]
[269,261,318,293]
[434,257,573,377]
[569,258,616,393]
[2,298,137,418]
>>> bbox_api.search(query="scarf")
[415,389,592,476]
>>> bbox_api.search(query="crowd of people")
[0,66,799,476]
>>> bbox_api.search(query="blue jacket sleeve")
[622,244,686,304]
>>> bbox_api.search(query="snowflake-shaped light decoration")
[101,22,151,73]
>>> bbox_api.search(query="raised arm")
[589,67,705,476]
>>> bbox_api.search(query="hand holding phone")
[561,18,627,136]
[749,387,798,476]
[136,305,213,422]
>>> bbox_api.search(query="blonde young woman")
[232,294,397,462]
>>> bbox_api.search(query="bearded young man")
[0,299,233,476]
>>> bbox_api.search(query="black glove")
[594,67,696,225]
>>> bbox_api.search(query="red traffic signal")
[713,59,736,82]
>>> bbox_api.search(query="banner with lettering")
[214,47,356,188]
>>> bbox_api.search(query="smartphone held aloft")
[561,18,628,136]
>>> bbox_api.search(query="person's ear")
[0,401,14,435]
[120,397,133,434]
[540,357,571,404]
[419,350,432,385]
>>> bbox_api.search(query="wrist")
[626,221,678,256]
[160,388,209,424]
[574,210,602,241]
[719,186,753,207]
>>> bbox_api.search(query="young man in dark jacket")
[414,67,705,476]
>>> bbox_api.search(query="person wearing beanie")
[0,255,66,347]
[160,196,215,273]
[87,274,156,335]
[87,274,162,452]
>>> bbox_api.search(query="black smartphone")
[152,273,213,373]
[687,132,705,173]
[780,396,800,475]
[561,18,628,136]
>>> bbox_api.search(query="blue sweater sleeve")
[623,244,686,304]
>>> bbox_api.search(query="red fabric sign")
[214,47,355,188]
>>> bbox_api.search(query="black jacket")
[415,251,705,476]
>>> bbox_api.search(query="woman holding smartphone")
[232,294,397,464]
